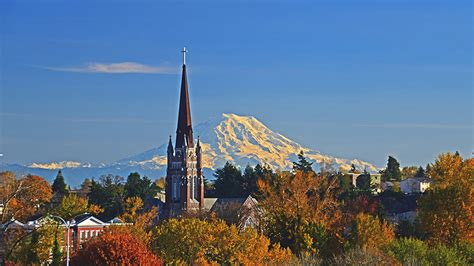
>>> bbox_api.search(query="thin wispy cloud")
[42,62,177,74]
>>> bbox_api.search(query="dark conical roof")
[176,64,194,148]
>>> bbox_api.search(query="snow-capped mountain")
[116,113,376,172]
[1,113,377,186]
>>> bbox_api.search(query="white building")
[400,177,433,194]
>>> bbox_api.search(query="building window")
[194,176,198,200]
[173,176,180,200]
[190,176,194,200]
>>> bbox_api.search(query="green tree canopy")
[415,166,425,177]
[52,170,68,197]
[382,156,401,182]
[124,172,158,201]
[293,151,313,173]
[214,162,245,197]
[88,175,125,220]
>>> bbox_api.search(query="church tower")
[165,48,204,216]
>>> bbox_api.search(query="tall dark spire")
[176,47,194,148]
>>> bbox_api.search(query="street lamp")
[50,215,71,266]
[50,213,88,266]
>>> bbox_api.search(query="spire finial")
[181,47,187,65]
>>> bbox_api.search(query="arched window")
[172,176,179,200]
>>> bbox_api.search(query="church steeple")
[165,47,204,216]
[176,47,194,148]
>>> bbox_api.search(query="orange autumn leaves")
[1,172,52,223]
[72,229,161,265]
[418,152,474,246]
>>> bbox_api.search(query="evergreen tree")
[293,151,313,173]
[415,166,425,177]
[124,172,157,201]
[425,164,432,176]
[26,231,40,264]
[214,162,244,197]
[52,170,68,197]
[88,175,125,220]
[51,235,62,266]
[349,164,361,174]
[80,178,92,195]
[382,156,401,182]
[242,164,258,196]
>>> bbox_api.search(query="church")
[164,48,205,216]
[163,49,259,229]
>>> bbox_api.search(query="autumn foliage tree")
[257,170,343,257]
[418,153,473,246]
[152,217,292,265]
[72,229,161,265]
[427,152,473,188]
[52,194,103,220]
[418,182,473,245]
[0,172,52,222]
[117,196,157,245]
[348,213,394,253]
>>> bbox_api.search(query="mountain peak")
[8,113,378,185]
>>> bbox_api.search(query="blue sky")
[1,0,472,167]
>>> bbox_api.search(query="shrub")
[384,237,428,265]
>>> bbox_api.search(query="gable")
[75,216,106,227]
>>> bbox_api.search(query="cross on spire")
[181,47,187,65]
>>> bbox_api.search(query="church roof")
[203,195,257,211]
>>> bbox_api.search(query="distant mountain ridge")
[0,113,377,186]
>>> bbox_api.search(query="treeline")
[1,151,473,265]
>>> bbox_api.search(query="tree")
[417,182,473,245]
[381,156,401,182]
[292,150,313,173]
[151,217,292,265]
[428,152,473,188]
[343,195,379,221]
[214,162,245,197]
[0,172,52,222]
[427,244,473,265]
[117,196,157,245]
[417,153,473,246]
[349,164,361,174]
[384,237,428,265]
[124,172,157,201]
[88,174,125,220]
[121,196,143,223]
[51,170,68,198]
[415,166,425,177]
[51,235,62,266]
[355,174,372,191]
[401,166,418,179]
[242,164,263,196]
[53,194,103,220]
[348,213,394,253]
[332,248,396,265]
[257,171,343,257]
[72,229,161,265]
[78,178,92,197]
[8,218,64,264]
[155,177,166,192]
